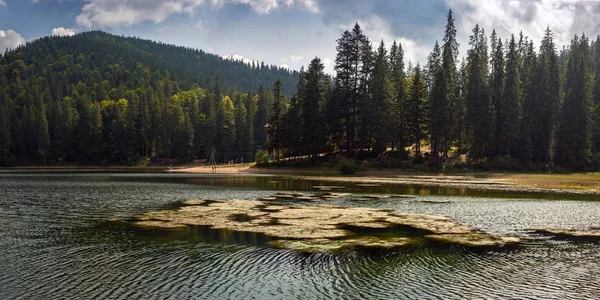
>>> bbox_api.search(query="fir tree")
[466,25,493,159]
[406,64,428,155]
[556,34,592,170]
[501,35,521,156]
[389,40,407,152]
[268,79,285,159]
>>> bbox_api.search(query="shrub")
[338,158,361,175]
[255,150,269,165]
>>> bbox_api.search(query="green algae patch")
[528,228,600,241]
[131,199,520,253]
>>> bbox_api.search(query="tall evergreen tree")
[427,41,444,160]
[215,96,235,161]
[531,28,561,164]
[367,41,394,154]
[556,34,592,170]
[268,79,285,158]
[0,105,13,166]
[301,58,327,157]
[389,40,407,152]
[254,85,270,150]
[406,64,428,155]
[490,30,506,155]
[501,35,521,156]
[439,9,459,160]
[466,25,493,159]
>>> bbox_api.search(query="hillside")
[0,31,297,165]
[0,31,299,95]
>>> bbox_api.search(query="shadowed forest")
[1,10,600,171]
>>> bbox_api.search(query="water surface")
[1,172,599,299]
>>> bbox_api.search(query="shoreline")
[3,165,599,196]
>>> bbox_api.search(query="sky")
[1,0,600,74]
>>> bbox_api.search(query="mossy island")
[131,195,520,253]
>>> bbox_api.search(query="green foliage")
[255,150,269,165]
[555,34,592,170]
[337,157,361,174]
[3,14,600,172]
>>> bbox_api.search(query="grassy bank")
[498,173,600,191]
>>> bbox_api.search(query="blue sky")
[2,0,600,74]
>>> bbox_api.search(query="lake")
[1,171,599,299]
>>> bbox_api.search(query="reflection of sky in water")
[0,173,599,299]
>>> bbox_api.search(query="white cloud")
[280,63,289,69]
[76,0,319,28]
[52,27,77,37]
[0,0,6,7]
[0,30,25,54]
[231,0,319,14]
[223,54,252,64]
[322,57,332,73]
[290,55,303,61]
[447,0,600,54]
[352,15,430,68]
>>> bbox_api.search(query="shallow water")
[1,172,599,299]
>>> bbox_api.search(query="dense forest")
[0,31,298,165]
[2,11,600,171]
[268,10,600,172]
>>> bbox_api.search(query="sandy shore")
[169,165,339,175]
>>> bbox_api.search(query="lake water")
[1,171,599,299]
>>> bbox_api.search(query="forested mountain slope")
[0,31,298,96]
[0,31,295,165]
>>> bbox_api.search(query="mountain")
[0,30,299,96]
[0,31,298,166]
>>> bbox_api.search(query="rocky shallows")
[527,228,600,241]
[131,198,520,253]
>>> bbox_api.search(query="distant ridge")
[1,30,299,95]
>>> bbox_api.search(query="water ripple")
[1,174,600,299]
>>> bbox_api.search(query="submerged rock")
[131,199,520,253]
[528,228,600,241]
[421,199,454,204]
[425,233,520,248]
[269,236,415,253]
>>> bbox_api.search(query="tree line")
[2,11,600,171]
[266,10,600,171]
[0,31,296,165]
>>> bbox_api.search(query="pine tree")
[389,40,407,153]
[466,25,493,159]
[454,59,468,155]
[268,79,285,159]
[591,37,600,164]
[254,85,269,149]
[406,64,428,155]
[490,30,505,156]
[334,29,356,153]
[233,93,249,161]
[515,40,536,163]
[556,34,592,170]
[501,35,521,156]
[0,105,14,166]
[427,41,443,160]
[215,96,235,161]
[35,96,51,164]
[301,58,327,157]
[439,9,459,160]
[531,28,561,164]
[367,40,394,154]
